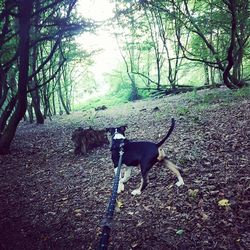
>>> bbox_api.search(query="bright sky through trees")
[77,0,114,21]
[75,0,120,99]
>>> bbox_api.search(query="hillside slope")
[0,87,249,249]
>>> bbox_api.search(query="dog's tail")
[157,118,175,147]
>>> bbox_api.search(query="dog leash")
[98,141,124,250]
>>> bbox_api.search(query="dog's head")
[106,125,127,139]
[95,129,110,145]
[82,128,109,146]
[72,127,109,154]
[71,127,84,144]
[106,125,127,151]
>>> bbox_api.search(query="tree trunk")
[204,64,210,85]
[129,18,138,101]
[27,102,34,123]
[210,67,216,85]
[52,85,56,115]
[58,80,70,115]
[30,0,44,124]
[62,67,71,112]
[0,0,33,154]
[31,89,44,123]
[0,95,18,132]
[58,59,70,115]
[223,0,240,89]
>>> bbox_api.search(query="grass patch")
[233,85,250,98]
[176,106,190,116]
[184,86,250,106]
[73,87,153,111]
[73,88,131,111]
[74,85,250,112]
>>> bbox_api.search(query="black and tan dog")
[107,118,184,196]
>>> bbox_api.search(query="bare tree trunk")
[52,85,56,115]
[58,78,70,115]
[30,0,44,124]
[204,64,210,85]
[223,0,244,89]
[27,102,34,123]
[145,8,162,90]
[0,95,18,132]
[0,66,8,108]
[0,0,33,154]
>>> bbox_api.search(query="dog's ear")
[119,125,127,133]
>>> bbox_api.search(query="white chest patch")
[113,133,125,140]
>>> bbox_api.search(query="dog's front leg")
[131,176,148,196]
[120,167,132,183]
[131,171,148,196]
[131,177,143,196]
[114,167,125,193]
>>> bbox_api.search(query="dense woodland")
[0,1,250,249]
[0,0,249,154]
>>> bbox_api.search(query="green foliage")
[183,86,250,107]
[137,88,151,99]
[176,106,190,116]
[73,82,155,111]
[233,86,250,98]
[179,65,205,86]
[74,87,131,111]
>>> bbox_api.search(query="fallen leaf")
[218,199,230,207]
[131,242,138,248]
[143,205,152,212]
[201,212,209,221]
[74,209,82,213]
[188,188,199,198]
[115,199,124,212]
[176,229,185,235]
[136,221,144,227]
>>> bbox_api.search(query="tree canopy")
[0,0,249,154]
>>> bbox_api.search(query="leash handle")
[99,146,124,250]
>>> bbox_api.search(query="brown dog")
[72,127,109,154]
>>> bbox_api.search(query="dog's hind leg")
[164,160,184,186]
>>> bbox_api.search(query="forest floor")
[0,87,250,250]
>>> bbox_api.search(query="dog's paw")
[175,180,184,187]
[117,183,125,193]
[131,189,141,196]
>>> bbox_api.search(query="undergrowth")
[74,87,151,111]
[184,86,250,106]
[74,85,250,112]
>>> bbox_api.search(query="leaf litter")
[0,88,249,249]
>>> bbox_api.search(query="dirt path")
[0,88,250,249]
